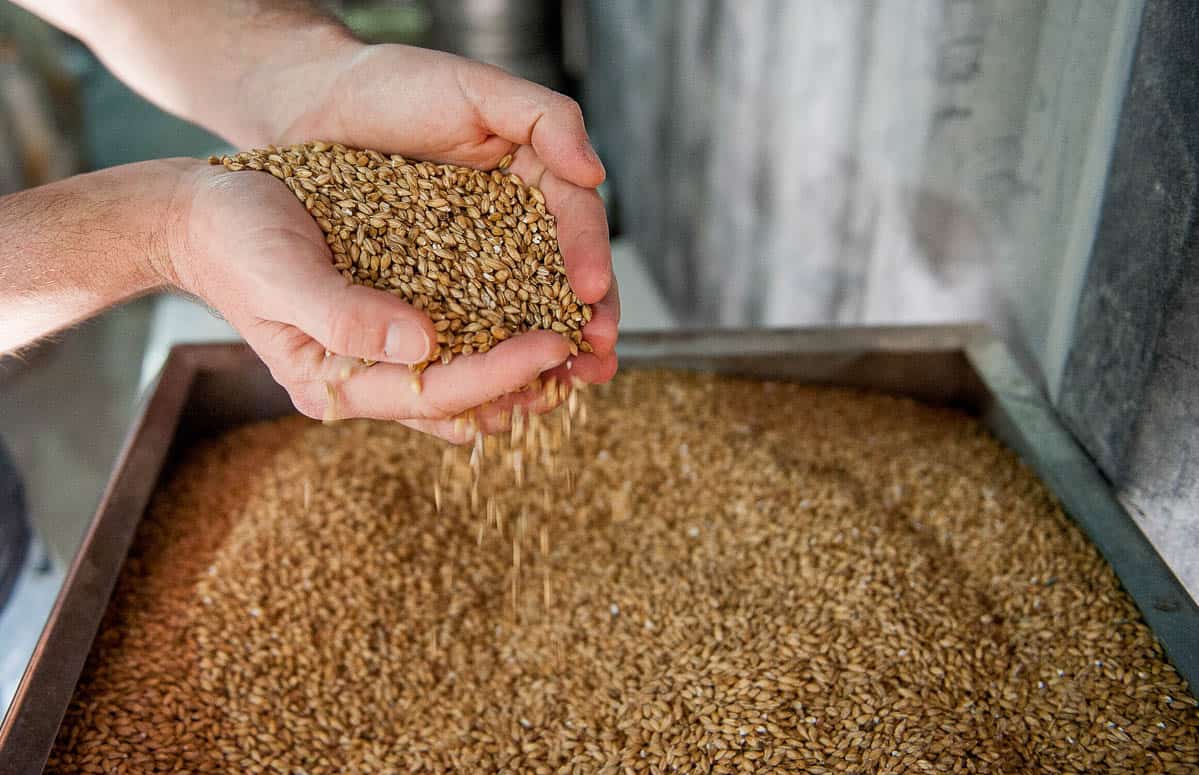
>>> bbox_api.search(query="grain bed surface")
[48,371,1199,773]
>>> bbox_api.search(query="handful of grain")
[212,142,592,370]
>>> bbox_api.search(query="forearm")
[12,0,356,146]
[0,159,197,354]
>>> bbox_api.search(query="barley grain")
[213,143,590,370]
[47,371,1199,774]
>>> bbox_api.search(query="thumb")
[275,261,436,365]
[190,166,437,365]
[313,282,436,365]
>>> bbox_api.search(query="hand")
[0,7,615,437]
[262,42,619,384]
[167,162,592,442]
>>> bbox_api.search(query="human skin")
[4,0,619,440]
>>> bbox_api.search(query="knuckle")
[323,306,373,358]
[255,347,308,399]
[474,61,508,82]
[262,346,302,383]
[254,327,330,385]
[557,95,584,120]
[288,385,325,420]
[416,395,454,422]
[323,306,354,353]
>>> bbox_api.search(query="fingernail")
[541,355,566,373]
[385,320,430,363]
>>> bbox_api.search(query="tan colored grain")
[211,143,590,371]
[48,371,1199,774]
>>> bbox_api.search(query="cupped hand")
[265,41,619,396]
[167,163,593,442]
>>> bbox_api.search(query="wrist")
[153,158,219,296]
[239,22,363,146]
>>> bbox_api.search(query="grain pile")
[48,372,1199,774]
[211,143,591,369]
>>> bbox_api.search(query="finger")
[277,264,437,366]
[329,330,570,421]
[203,173,439,366]
[400,418,472,444]
[239,317,569,423]
[543,351,619,386]
[400,395,536,443]
[508,150,615,360]
[236,318,348,420]
[472,376,573,423]
[582,274,620,358]
[509,159,612,305]
[506,144,548,187]
[458,60,605,189]
[238,316,322,383]
[402,366,587,442]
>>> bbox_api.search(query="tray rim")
[2,324,1194,773]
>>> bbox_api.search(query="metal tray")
[2,326,1196,773]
